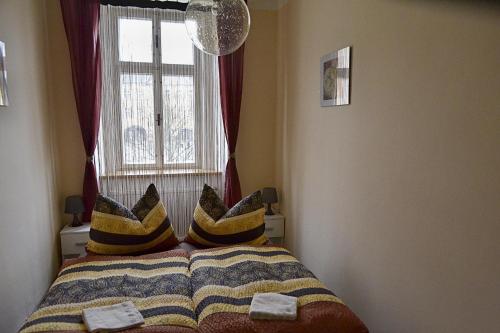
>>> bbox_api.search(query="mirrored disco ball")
[185,0,250,56]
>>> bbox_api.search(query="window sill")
[99,169,223,179]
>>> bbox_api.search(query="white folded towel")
[82,301,144,333]
[249,293,298,321]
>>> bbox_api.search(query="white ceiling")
[248,0,288,11]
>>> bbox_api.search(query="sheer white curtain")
[97,5,227,236]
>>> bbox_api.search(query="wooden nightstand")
[60,224,90,260]
[264,214,285,245]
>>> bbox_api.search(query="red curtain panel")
[219,45,245,208]
[219,0,247,207]
[60,0,101,222]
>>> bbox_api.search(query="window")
[98,7,225,174]
[117,14,195,168]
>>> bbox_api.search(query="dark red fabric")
[218,3,247,207]
[60,0,101,222]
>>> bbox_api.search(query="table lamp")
[65,195,85,227]
[262,187,278,216]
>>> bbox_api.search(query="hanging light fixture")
[185,0,250,56]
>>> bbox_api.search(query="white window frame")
[100,7,219,173]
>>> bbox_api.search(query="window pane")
[162,75,195,164]
[119,18,152,62]
[120,73,156,165]
[161,22,194,65]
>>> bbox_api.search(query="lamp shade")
[64,195,85,214]
[261,187,278,204]
[185,0,251,56]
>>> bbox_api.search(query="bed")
[19,244,368,333]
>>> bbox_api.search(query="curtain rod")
[100,0,188,11]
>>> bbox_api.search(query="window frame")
[104,8,202,172]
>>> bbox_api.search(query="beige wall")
[238,9,278,195]
[46,0,85,226]
[277,1,500,332]
[46,4,278,215]
[0,0,59,331]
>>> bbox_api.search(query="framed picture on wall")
[320,46,351,107]
[0,41,8,107]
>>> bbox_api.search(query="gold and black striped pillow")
[87,184,179,255]
[185,185,267,247]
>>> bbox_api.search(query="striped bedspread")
[20,246,368,333]
[19,250,197,333]
[190,246,368,333]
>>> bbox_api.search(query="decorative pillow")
[185,184,267,247]
[87,184,179,255]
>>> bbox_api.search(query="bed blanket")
[189,246,369,333]
[19,250,197,333]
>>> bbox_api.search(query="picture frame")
[320,46,351,107]
[0,41,9,107]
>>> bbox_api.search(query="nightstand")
[264,214,285,245]
[60,224,90,260]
